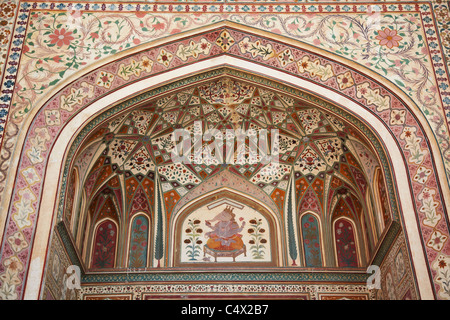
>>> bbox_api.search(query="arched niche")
[299,211,324,268]
[126,213,151,269]
[89,219,119,270]
[332,217,361,268]
[171,189,281,268]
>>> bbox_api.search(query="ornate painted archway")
[0,20,449,300]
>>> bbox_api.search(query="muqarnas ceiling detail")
[64,74,392,271]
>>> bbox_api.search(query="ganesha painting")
[178,199,273,265]
[204,206,247,262]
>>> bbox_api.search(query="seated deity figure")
[205,206,246,251]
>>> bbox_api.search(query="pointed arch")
[330,190,367,266]
[333,217,360,268]
[89,219,119,269]
[298,187,322,216]
[127,213,150,269]
[1,23,444,299]
[82,185,121,268]
[299,211,324,267]
[170,188,283,267]
[22,60,432,298]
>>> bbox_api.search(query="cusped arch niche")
[172,189,281,267]
[62,68,396,273]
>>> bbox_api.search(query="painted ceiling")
[69,75,389,267]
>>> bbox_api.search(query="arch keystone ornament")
[0,17,448,300]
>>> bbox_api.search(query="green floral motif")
[238,37,275,60]
[247,218,267,259]
[176,39,212,61]
[399,126,428,165]
[184,219,203,261]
